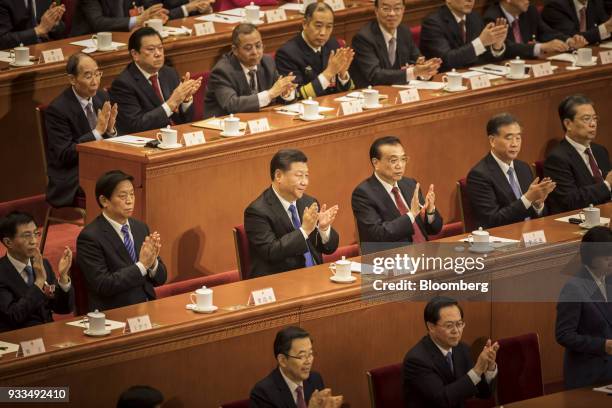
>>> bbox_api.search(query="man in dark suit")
[0,0,65,50]
[250,326,343,408]
[152,0,213,20]
[204,23,297,119]
[484,1,587,59]
[556,226,612,389]
[352,136,442,255]
[45,53,118,208]
[420,0,508,72]
[76,170,167,311]
[275,2,354,99]
[0,211,73,333]
[403,297,499,408]
[71,0,169,36]
[467,113,556,229]
[350,0,441,88]
[542,0,612,45]
[110,27,201,134]
[544,94,611,214]
[244,149,339,279]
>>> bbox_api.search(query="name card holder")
[124,315,153,333]
[265,9,287,23]
[325,0,346,11]
[42,48,64,63]
[248,288,276,306]
[599,50,612,65]
[194,22,215,36]
[340,100,362,115]
[469,74,491,90]
[522,230,547,247]
[17,338,45,357]
[398,88,420,104]
[248,118,270,134]
[531,62,553,77]
[183,131,205,146]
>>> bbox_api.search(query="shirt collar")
[490,151,515,175]
[72,87,93,110]
[6,252,30,274]
[430,336,452,356]
[271,186,296,213]
[301,31,322,53]
[499,4,516,24]
[448,7,466,24]
[279,367,303,394]
[565,134,590,153]
[585,265,606,286]
[134,62,157,81]
[378,24,397,44]
[240,62,258,76]
[573,0,587,13]
[102,212,130,236]
[374,171,399,194]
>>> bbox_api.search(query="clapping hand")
[318,204,339,231]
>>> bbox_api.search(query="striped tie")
[121,224,137,263]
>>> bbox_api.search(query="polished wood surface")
[499,387,611,407]
[0,204,609,407]
[77,54,612,277]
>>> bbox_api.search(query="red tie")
[579,7,587,32]
[458,20,467,43]
[391,187,427,244]
[149,74,164,102]
[296,385,307,408]
[585,147,604,183]
[512,19,523,43]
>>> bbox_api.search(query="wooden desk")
[77,55,612,277]
[499,387,611,407]
[0,204,610,407]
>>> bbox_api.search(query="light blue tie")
[24,265,35,286]
[446,350,454,374]
[288,204,315,267]
[507,167,522,199]
[121,224,137,263]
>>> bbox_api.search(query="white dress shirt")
[499,6,543,57]
[573,0,610,40]
[7,252,71,292]
[72,87,104,141]
[449,9,506,57]
[378,24,421,82]
[279,367,304,404]
[240,63,295,108]
[102,212,159,277]
[565,135,611,192]
[301,31,350,89]
[490,151,544,214]
[431,337,498,385]
[374,172,436,224]
[134,63,193,118]
[271,186,330,243]
[585,265,608,301]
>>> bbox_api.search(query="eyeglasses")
[577,115,598,124]
[142,45,164,54]
[16,231,41,241]
[386,157,408,166]
[437,321,466,331]
[285,351,315,362]
[81,70,103,80]
[116,192,135,202]
[380,6,405,14]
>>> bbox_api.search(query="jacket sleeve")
[0,4,38,49]
[420,16,479,71]
[45,103,96,169]
[80,0,131,32]
[351,31,407,85]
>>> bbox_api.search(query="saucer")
[84,328,111,337]
[579,222,606,229]
[220,131,245,137]
[158,142,182,149]
[330,275,357,284]
[468,245,495,254]
[363,103,384,109]
[443,85,468,92]
[96,46,118,52]
[10,61,34,67]
[575,61,596,67]
[506,73,530,80]
[243,19,264,25]
[186,303,218,313]
[565,66,582,70]
[299,114,325,121]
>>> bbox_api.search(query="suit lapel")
[65,88,94,134]
[442,7,463,45]
[97,216,136,265]
[228,54,252,95]
[519,12,533,44]
[577,267,612,327]
[272,368,299,408]
[369,175,401,218]
[129,63,162,107]
[424,336,456,383]
[566,0,580,27]
[561,140,596,183]
[0,256,30,297]
[485,154,519,202]
[265,187,295,234]
[372,23,392,68]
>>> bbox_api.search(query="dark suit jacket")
[350,21,421,88]
[403,335,494,408]
[110,62,193,134]
[76,215,167,311]
[244,187,339,279]
[351,175,443,253]
[0,255,73,333]
[484,3,566,59]
[467,153,547,229]
[275,34,353,99]
[71,0,136,36]
[544,139,611,214]
[204,53,289,119]
[0,0,64,49]
[420,6,504,72]
[556,265,612,389]
[45,87,111,208]
[250,367,325,408]
[542,0,610,44]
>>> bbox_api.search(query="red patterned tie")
[512,19,523,43]
[150,73,175,125]
[585,147,604,183]
[579,7,587,32]
[391,187,427,244]
[296,385,307,408]
[458,20,467,44]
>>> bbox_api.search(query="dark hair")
[374,0,404,8]
[95,170,135,208]
[129,27,163,53]
[274,326,310,358]
[304,2,334,21]
[66,53,96,76]
[580,226,612,267]
[0,211,36,243]
[232,23,258,47]
[486,113,520,136]
[270,149,308,180]
[369,136,402,162]
[558,94,594,131]
[424,296,463,326]
[116,385,163,408]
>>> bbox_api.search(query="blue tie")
[121,224,137,263]
[446,350,454,375]
[288,204,315,267]
[507,167,522,199]
[24,265,35,286]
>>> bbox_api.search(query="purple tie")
[296,385,307,408]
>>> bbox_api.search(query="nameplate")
[469,74,491,90]
[325,0,345,11]
[124,315,152,333]
[531,62,553,78]
[42,48,64,63]
[340,100,362,115]
[398,88,420,104]
[599,50,612,65]
[248,288,276,306]
[18,338,45,357]
[248,118,270,134]
[194,22,215,36]
[183,131,205,146]
[265,9,287,23]
[522,230,547,247]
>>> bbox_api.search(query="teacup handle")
[190,293,197,305]
[442,75,448,83]
[329,263,337,275]
[504,62,511,67]
[156,132,162,142]
[91,34,98,47]
[467,234,474,246]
